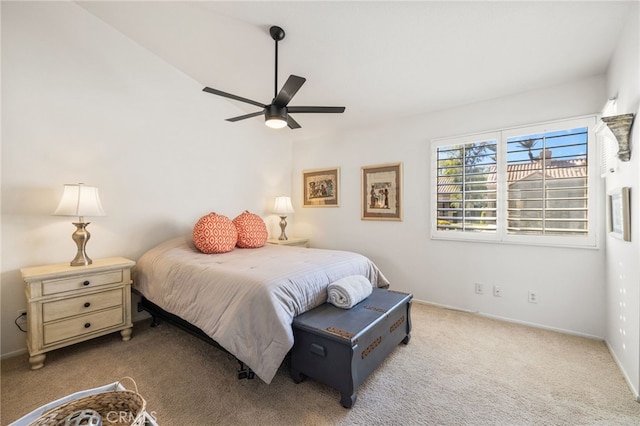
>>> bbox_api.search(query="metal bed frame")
[136,291,256,379]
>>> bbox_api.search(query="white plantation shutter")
[432,116,597,247]
[505,127,588,237]
[436,139,498,233]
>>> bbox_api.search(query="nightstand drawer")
[42,270,123,296]
[43,288,124,322]
[43,306,124,345]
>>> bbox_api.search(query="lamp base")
[278,216,289,240]
[70,222,93,266]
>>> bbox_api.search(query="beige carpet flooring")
[2,303,640,425]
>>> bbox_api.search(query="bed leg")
[237,361,255,380]
[137,301,161,327]
[149,314,161,328]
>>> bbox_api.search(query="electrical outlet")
[475,283,484,295]
[493,285,502,297]
[528,291,538,303]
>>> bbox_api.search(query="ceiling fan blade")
[273,75,306,107]
[287,106,346,114]
[203,87,265,109]
[226,111,264,122]
[287,115,302,129]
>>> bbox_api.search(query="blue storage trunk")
[291,288,412,408]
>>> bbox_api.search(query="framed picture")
[361,162,402,221]
[608,186,631,241]
[302,167,339,207]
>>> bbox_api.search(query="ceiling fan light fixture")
[265,105,288,129]
[265,118,287,129]
[202,25,344,130]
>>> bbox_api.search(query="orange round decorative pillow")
[233,210,268,248]
[193,213,238,254]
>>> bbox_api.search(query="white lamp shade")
[273,196,295,215]
[54,184,106,218]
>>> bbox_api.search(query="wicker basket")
[29,377,146,426]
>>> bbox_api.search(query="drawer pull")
[310,343,326,357]
[84,302,91,308]
[84,323,91,328]
[83,280,90,286]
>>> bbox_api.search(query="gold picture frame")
[303,167,339,207]
[608,186,631,241]
[361,162,402,221]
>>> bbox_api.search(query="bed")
[133,236,390,384]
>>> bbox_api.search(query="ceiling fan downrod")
[270,26,285,100]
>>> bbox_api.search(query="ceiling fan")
[202,25,345,129]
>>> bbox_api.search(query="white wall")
[603,2,640,400]
[3,4,637,400]
[293,75,607,339]
[1,2,293,357]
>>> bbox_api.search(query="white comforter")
[133,236,390,383]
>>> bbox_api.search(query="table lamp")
[54,183,106,266]
[273,196,294,240]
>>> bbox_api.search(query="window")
[435,136,498,233]
[432,116,597,247]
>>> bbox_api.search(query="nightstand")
[20,257,136,370]
[267,237,310,248]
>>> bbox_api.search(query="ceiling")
[77,1,633,140]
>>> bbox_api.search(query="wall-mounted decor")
[361,162,402,221]
[601,113,635,162]
[303,167,339,207]
[608,186,631,241]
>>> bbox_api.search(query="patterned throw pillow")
[193,213,238,254]
[233,210,268,248]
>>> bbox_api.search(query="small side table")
[20,257,136,370]
[267,237,310,248]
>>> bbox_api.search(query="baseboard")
[413,298,478,314]
[604,340,640,402]
[1,315,152,361]
[413,298,603,340]
[132,310,151,323]
[478,312,603,340]
[1,347,28,361]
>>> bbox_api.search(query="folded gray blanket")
[327,275,373,309]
